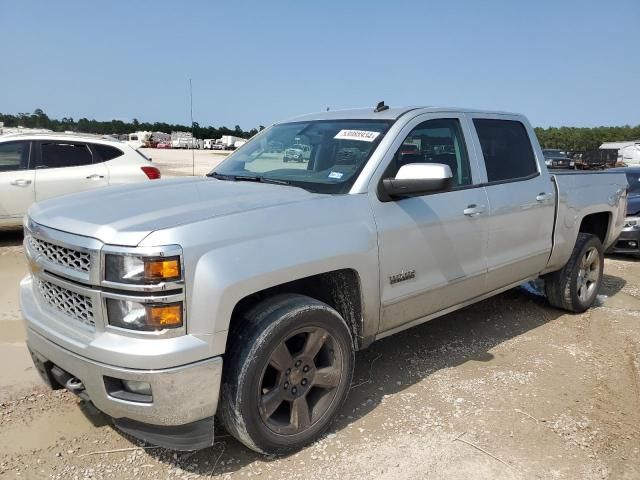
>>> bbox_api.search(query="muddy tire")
[544,233,604,313]
[218,294,354,454]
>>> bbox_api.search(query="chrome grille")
[27,235,91,273]
[36,279,95,328]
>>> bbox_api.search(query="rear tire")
[218,294,354,454]
[544,233,604,313]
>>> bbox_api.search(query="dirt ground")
[1,153,639,479]
[140,148,229,177]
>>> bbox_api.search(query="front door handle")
[536,192,553,202]
[86,174,105,180]
[463,204,486,217]
[9,179,32,187]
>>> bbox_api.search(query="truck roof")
[285,106,522,123]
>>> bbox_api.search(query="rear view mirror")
[382,163,453,199]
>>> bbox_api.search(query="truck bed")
[545,170,627,273]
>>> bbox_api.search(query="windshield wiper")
[235,175,291,185]
[207,172,291,186]
[207,172,233,180]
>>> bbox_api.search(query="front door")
[371,115,490,333]
[34,140,109,202]
[0,140,35,222]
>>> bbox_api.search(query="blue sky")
[2,0,639,129]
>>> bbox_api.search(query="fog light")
[122,380,152,397]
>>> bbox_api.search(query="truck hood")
[29,177,321,246]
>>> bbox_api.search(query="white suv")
[0,133,161,228]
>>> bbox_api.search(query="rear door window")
[473,119,537,183]
[0,141,30,172]
[37,142,93,169]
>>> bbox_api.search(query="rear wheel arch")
[578,211,611,245]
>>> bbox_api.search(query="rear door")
[0,140,35,221]
[469,115,555,291]
[34,140,109,202]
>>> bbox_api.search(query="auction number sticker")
[334,129,381,142]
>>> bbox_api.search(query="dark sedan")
[607,167,640,257]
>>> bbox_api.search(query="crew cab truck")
[21,105,627,454]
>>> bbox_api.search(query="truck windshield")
[210,120,392,194]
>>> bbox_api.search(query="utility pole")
[189,78,195,176]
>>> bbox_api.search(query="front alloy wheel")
[219,294,354,454]
[258,327,343,435]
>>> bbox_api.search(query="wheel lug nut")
[284,381,289,389]
[295,360,302,367]
[286,368,291,375]
[303,365,310,373]
[301,379,308,386]
[291,387,297,395]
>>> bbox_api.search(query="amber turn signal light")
[144,258,180,281]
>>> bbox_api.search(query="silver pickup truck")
[21,105,627,454]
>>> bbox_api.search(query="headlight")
[545,159,552,166]
[105,254,181,284]
[106,299,183,331]
[624,217,639,228]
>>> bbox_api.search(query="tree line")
[534,125,640,152]
[0,109,262,140]
[1,109,639,151]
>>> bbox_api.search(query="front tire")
[218,294,354,454]
[544,233,604,312]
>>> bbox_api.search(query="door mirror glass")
[382,163,453,198]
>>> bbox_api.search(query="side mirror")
[382,163,453,199]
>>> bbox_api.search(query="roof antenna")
[374,101,389,113]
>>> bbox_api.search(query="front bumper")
[607,228,640,256]
[27,328,222,450]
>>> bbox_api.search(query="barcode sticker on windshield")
[334,129,380,142]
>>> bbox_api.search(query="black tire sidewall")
[228,299,354,453]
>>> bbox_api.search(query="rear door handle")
[463,204,486,217]
[86,174,105,180]
[536,192,553,202]
[9,179,32,187]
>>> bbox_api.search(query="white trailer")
[220,135,244,149]
[600,141,640,166]
[126,131,152,149]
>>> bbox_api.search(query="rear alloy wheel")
[544,233,604,312]
[219,294,354,454]
[576,246,601,304]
